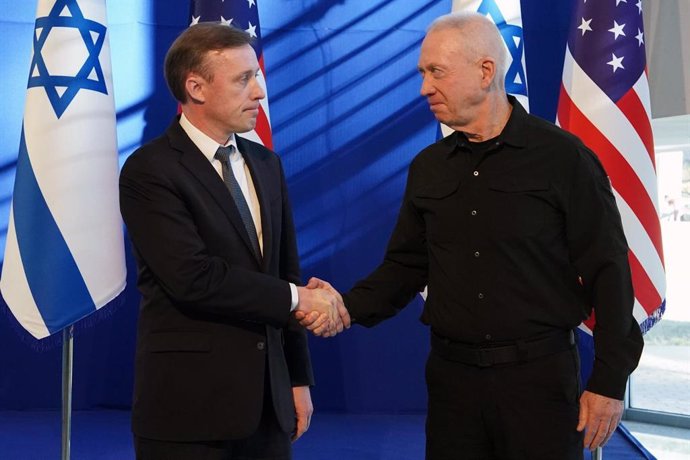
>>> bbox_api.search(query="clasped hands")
[294,277,351,337]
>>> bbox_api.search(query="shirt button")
[485,334,492,340]
[471,210,477,216]
[478,293,484,299]
[473,171,479,177]
[474,251,480,258]
[256,341,266,351]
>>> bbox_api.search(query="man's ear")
[480,58,497,89]
[185,73,205,103]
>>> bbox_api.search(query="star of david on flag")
[190,0,274,149]
[1,0,126,340]
[28,0,108,118]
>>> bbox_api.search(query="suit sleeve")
[270,159,314,386]
[119,150,292,328]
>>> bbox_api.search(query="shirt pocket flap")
[147,331,211,353]
[488,179,549,193]
[416,180,461,199]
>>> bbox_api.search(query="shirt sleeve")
[343,162,429,327]
[565,143,644,400]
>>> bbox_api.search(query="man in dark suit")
[120,24,342,460]
[299,12,643,460]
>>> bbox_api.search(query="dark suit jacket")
[119,120,313,442]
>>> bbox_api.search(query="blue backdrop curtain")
[0,0,576,412]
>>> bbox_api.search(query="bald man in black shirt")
[299,11,643,460]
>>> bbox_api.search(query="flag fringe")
[640,300,665,335]
[0,290,127,352]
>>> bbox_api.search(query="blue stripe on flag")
[13,128,95,334]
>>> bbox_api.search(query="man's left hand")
[291,386,313,442]
[577,390,624,450]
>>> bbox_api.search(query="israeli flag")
[440,0,530,137]
[1,0,126,339]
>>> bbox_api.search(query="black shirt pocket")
[488,178,551,238]
[414,179,461,244]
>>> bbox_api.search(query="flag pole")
[61,325,74,460]
[593,447,603,460]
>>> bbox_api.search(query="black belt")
[431,329,576,367]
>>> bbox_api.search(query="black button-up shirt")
[344,98,643,399]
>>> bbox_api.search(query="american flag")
[557,0,665,334]
[190,0,273,149]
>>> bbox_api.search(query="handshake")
[294,277,351,337]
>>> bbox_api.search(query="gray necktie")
[214,145,261,261]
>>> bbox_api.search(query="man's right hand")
[295,277,351,337]
[295,283,343,337]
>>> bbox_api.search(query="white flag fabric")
[1,0,126,339]
[439,0,530,137]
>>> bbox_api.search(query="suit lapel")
[237,136,273,273]
[167,122,260,265]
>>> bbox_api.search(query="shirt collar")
[179,113,238,163]
[443,95,529,158]
[498,95,528,149]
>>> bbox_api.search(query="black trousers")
[425,345,583,460]
[134,374,291,460]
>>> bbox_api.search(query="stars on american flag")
[190,0,265,55]
[608,20,626,40]
[569,0,646,95]
[607,53,625,72]
[578,17,593,36]
[246,21,257,37]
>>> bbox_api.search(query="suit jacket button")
[257,341,266,351]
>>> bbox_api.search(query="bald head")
[427,12,507,91]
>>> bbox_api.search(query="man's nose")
[252,78,266,100]
[420,76,434,96]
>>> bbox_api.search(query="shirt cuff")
[289,282,299,312]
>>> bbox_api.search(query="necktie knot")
[214,145,235,165]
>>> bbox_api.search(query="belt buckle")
[477,348,493,367]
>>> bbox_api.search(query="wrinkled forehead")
[419,29,466,64]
